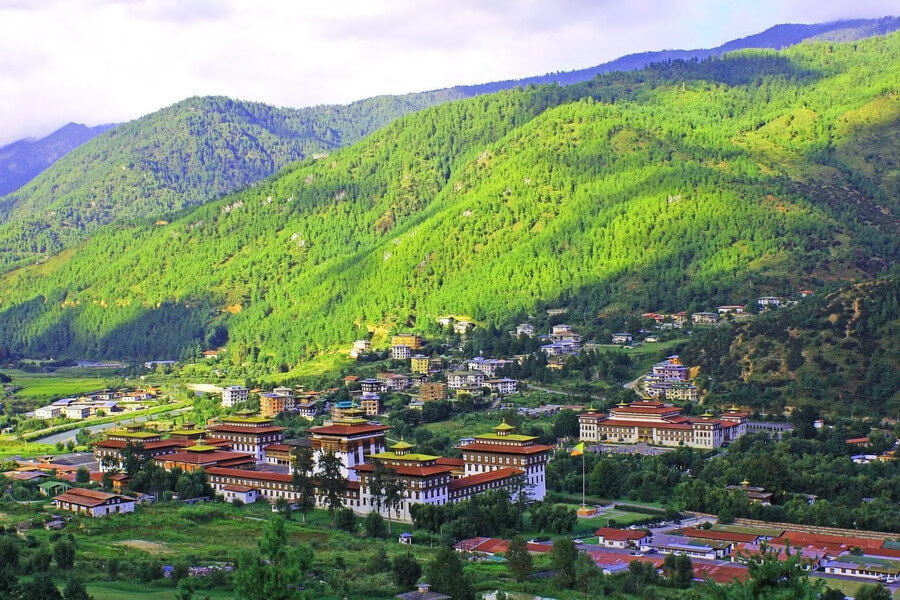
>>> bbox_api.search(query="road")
[32,407,193,445]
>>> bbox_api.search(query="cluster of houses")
[30,388,159,421]
[578,399,748,450]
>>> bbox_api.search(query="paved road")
[33,407,192,445]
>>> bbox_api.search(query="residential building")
[611,333,633,344]
[64,405,91,419]
[360,392,381,416]
[35,406,61,420]
[822,556,900,581]
[294,399,318,421]
[540,341,579,356]
[596,527,651,549]
[692,312,719,325]
[717,305,745,314]
[53,488,135,517]
[437,316,455,327]
[360,379,387,394]
[219,484,259,504]
[645,381,698,402]
[652,534,731,560]
[396,583,451,600]
[447,370,484,390]
[454,537,552,557]
[349,339,371,359]
[467,357,512,377]
[410,354,430,374]
[453,320,475,335]
[391,334,423,350]
[651,355,688,381]
[221,385,249,408]
[377,372,410,391]
[391,345,412,360]
[484,378,517,395]
[206,415,285,461]
[259,393,288,418]
[514,323,535,337]
[757,296,783,308]
[420,382,447,402]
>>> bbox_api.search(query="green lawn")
[2,369,107,402]
[811,576,883,599]
[85,582,237,600]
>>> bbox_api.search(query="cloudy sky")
[0,0,895,144]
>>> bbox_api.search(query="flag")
[571,442,584,456]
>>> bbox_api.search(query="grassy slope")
[0,35,897,370]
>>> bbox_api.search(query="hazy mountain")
[0,122,116,196]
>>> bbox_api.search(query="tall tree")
[550,537,578,589]
[392,552,422,589]
[232,518,314,600]
[317,452,347,526]
[291,446,316,523]
[425,545,474,600]
[505,536,532,583]
[61,575,93,600]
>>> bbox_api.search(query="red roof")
[846,437,870,445]
[153,451,255,465]
[599,419,694,430]
[612,406,678,415]
[453,537,552,555]
[436,457,464,467]
[588,551,664,569]
[596,527,650,541]
[92,439,189,450]
[681,528,758,543]
[777,531,885,551]
[693,564,749,583]
[54,487,132,507]
[457,442,554,455]
[206,467,293,483]
[447,467,523,490]
[263,444,291,452]
[308,423,390,436]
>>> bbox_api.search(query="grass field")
[811,576,887,599]
[1,369,108,402]
[85,582,237,600]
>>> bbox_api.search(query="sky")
[0,0,895,145]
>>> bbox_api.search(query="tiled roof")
[207,425,286,434]
[222,484,256,493]
[456,442,553,454]
[54,487,132,507]
[447,467,523,490]
[693,564,749,583]
[308,423,390,436]
[596,527,651,541]
[352,463,456,477]
[681,527,758,543]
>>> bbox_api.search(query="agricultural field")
[1,369,108,403]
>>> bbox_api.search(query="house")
[201,350,220,360]
[391,345,412,360]
[453,320,475,335]
[349,339,371,359]
[221,386,249,408]
[847,437,871,447]
[35,406,61,420]
[391,334,423,350]
[38,481,72,497]
[396,583,450,600]
[540,342,579,356]
[219,484,259,504]
[447,370,484,390]
[64,405,91,419]
[359,392,381,416]
[757,296,782,308]
[420,382,447,402]
[822,555,900,581]
[726,482,774,505]
[799,290,815,298]
[437,316,455,327]
[453,537,552,556]
[360,379,387,394]
[645,336,660,343]
[53,488,135,517]
[484,378,517,396]
[716,305,745,315]
[467,357,511,377]
[589,551,665,575]
[514,323,535,337]
[399,532,412,545]
[652,534,731,560]
[377,372,410,391]
[294,399,318,421]
[611,333,633,344]
[410,354,430,374]
[596,527,651,549]
[692,312,719,325]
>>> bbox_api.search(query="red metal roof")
[681,528,758,543]
[447,467,523,490]
[207,425,286,434]
[596,527,651,541]
[588,551,664,569]
[54,487,132,507]
[352,463,456,477]
[777,531,885,551]
[222,484,256,493]
[206,467,293,483]
[693,563,749,583]
[153,451,255,465]
[436,457,464,467]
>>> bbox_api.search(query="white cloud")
[0,0,895,144]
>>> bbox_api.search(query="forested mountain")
[685,278,899,417]
[0,122,115,197]
[0,92,468,270]
[1,18,896,274]
[0,34,897,369]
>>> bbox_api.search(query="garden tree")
[505,536,532,583]
[391,552,422,589]
[74,467,90,484]
[552,410,580,439]
[855,585,891,600]
[719,546,825,599]
[381,466,406,535]
[530,501,577,535]
[0,566,20,599]
[623,561,659,595]
[61,576,93,600]
[0,535,20,567]
[573,553,603,594]
[21,574,62,600]
[275,497,292,520]
[365,512,388,538]
[426,545,474,600]
[821,589,846,600]
[53,539,76,569]
[335,507,356,532]
[105,558,119,580]
[290,446,316,523]
[138,561,164,583]
[369,546,390,574]
[409,489,525,538]
[663,553,693,589]
[100,472,115,491]
[175,580,195,600]
[233,518,315,600]
[317,452,347,526]
[170,562,190,584]
[551,537,579,589]
[119,442,148,476]
[32,544,52,572]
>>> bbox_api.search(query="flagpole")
[581,448,585,509]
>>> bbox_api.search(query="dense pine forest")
[0,34,897,371]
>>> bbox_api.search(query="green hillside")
[685,277,900,417]
[0,91,468,270]
[0,34,897,370]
